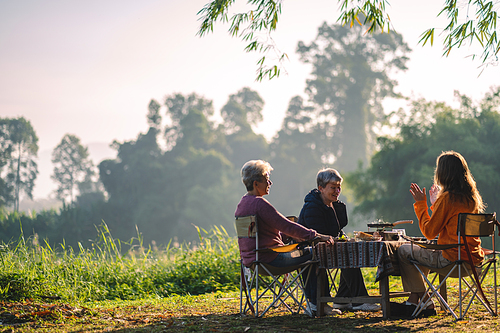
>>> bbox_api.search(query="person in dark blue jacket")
[298,168,380,312]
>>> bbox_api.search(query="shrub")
[0,223,240,303]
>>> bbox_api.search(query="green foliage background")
[347,89,500,238]
[0,224,239,302]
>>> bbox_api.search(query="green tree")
[219,87,269,168]
[99,93,236,244]
[347,86,500,236]
[51,134,95,205]
[0,117,38,212]
[197,0,499,80]
[147,99,162,132]
[220,87,264,134]
[0,119,14,208]
[162,93,235,242]
[296,22,410,171]
[99,127,163,241]
[164,93,216,151]
[268,96,324,214]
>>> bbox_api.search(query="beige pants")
[397,243,453,292]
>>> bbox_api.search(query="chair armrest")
[413,242,459,250]
[256,237,320,254]
[257,243,300,253]
[401,235,459,250]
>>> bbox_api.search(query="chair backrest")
[235,215,257,238]
[456,212,499,318]
[458,213,497,238]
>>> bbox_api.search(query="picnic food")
[356,231,375,241]
[336,234,348,242]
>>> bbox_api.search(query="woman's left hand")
[429,184,439,205]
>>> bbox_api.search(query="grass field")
[2,281,500,332]
[0,225,499,332]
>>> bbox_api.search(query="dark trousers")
[305,267,368,306]
[336,268,368,306]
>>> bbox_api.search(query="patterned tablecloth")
[314,241,406,282]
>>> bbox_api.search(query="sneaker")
[331,303,352,310]
[324,304,342,315]
[389,301,415,318]
[418,308,437,318]
[352,303,381,312]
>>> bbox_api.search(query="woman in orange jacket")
[397,151,485,311]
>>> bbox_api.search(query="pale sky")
[1,0,499,199]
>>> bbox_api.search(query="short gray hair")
[241,160,273,191]
[316,168,342,188]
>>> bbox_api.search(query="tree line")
[1,21,499,249]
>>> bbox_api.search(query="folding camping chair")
[409,212,499,320]
[235,215,318,317]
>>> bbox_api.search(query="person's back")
[235,194,316,267]
[415,191,482,264]
[398,150,485,310]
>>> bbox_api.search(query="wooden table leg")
[317,267,325,317]
[379,275,390,319]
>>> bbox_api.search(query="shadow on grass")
[2,299,493,332]
[88,311,466,333]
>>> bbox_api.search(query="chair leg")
[459,265,496,317]
[242,262,316,317]
[255,265,259,317]
[255,266,311,317]
[439,274,447,310]
[413,271,439,317]
[240,265,257,316]
[458,265,463,320]
[412,264,459,319]
[240,272,243,314]
[494,259,498,315]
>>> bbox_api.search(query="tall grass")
[0,223,240,303]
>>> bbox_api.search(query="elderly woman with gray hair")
[298,168,379,312]
[235,160,335,315]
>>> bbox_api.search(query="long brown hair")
[434,151,485,212]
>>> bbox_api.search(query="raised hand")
[429,184,439,205]
[409,183,426,202]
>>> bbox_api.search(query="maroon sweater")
[235,194,317,267]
